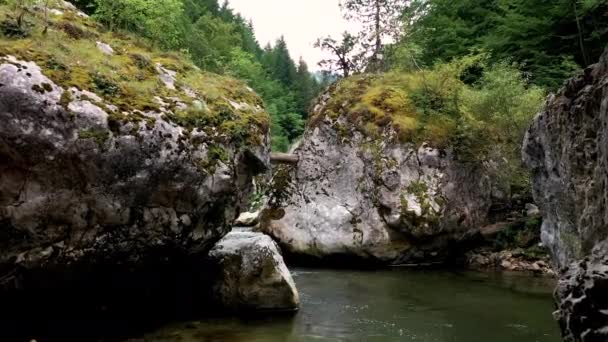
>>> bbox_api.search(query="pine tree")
[405,0,608,88]
[294,58,317,116]
[267,37,298,87]
[340,0,408,72]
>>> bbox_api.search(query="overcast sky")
[229,0,358,71]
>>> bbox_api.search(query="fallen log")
[270,153,299,164]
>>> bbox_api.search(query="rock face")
[523,49,608,340]
[208,230,299,312]
[0,54,267,277]
[261,89,505,265]
[0,2,270,334]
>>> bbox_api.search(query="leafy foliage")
[400,0,608,88]
[94,0,184,48]
[313,55,545,191]
[315,32,365,77]
[316,0,409,77]
[340,0,408,71]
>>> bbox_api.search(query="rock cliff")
[260,75,518,265]
[523,49,608,341]
[0,1,269,337]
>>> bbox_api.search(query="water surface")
[131,269,559,342]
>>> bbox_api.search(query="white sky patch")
[229,0,360,71]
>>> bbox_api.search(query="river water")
[131,269,559,342]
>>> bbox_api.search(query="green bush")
[93,0,184,49]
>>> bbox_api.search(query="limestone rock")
[208,231,299,312]
[523,48,608,340]
[554,244,608,342]
[260,86,506,265]
[465,248,555,276]
[96,41,114,55]
[156,63,177,90]
[234,211,260,227]
[525,203,541,217]
[0,54,269,301]
[0,2,272,337]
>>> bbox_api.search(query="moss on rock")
[0,2,269,147]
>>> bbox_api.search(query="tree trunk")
[369,0,382,72]
[573,0,590,66]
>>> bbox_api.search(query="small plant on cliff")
[1,0,36,37]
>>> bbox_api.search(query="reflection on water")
[128,269,559,342]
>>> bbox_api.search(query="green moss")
[493,218,543,251]
[79,128,110,145]
[560,230,583,259]
[309,69,465,148]
[91,72,120,97]
[407,181,435,218]
[397,181,442,236]
[129,53,154,71]
[0,3,269,147]
[56,21,95,39]
[196,145,233,174]
[0,18,30,38]
[59,89,72,107]
[31,83,53,94]
[31,84,45,93]
[406,181,428,198]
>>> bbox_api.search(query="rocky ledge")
[523,49,608,340]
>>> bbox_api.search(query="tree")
[265,37,298,87]
[314,32,365,77]
[186,13,242,71]
[294,58,318,116]
[405,0,608,88]
[94,0,184,48]
[340,0,408,72]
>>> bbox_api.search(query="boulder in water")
[208,231,300,312]
[259,75,512,265]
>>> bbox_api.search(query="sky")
[229,0,359,71]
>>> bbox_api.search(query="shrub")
[93,0,184,49]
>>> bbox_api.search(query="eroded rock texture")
[260,91,506,265]
[523,49,608,341]
[0,54,269,337]
[208,230,299,312]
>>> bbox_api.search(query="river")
[129,268,559,342]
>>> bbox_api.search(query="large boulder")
[260,76,509,265]
[0,1,269,336]
[523,49,608,341]
[208,230,299,312]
